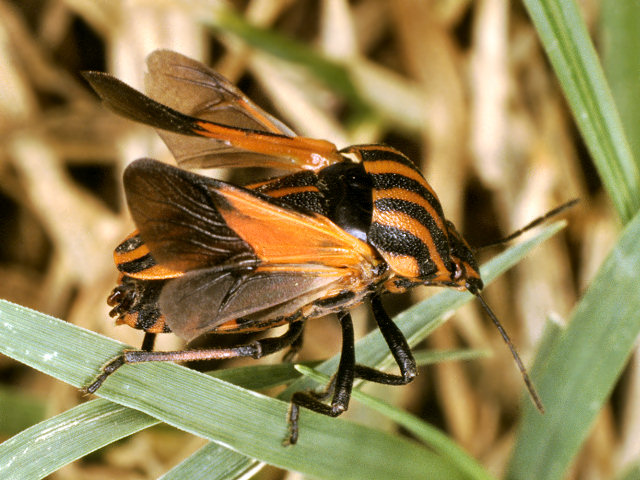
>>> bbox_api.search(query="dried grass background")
[0,1,636,479]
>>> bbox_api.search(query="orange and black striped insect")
[83,50,574,445]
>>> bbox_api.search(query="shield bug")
[83,50,574,444]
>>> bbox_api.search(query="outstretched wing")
[145,50,296,135]
[122,159,376,339]
[83,51,343,171]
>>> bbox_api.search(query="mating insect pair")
[83,50,573,445]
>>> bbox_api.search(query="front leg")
[353,294,417,385]
[287,311,355,445]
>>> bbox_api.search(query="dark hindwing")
[159,267,342,340]
[122,158,258,274]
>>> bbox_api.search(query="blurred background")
[0,0,635,479]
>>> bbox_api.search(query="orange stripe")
[214,317,289,333]
[245,178,275,189]
[126,264,185,280]
[263,185,320,197]
[116,312,138,329]
[381,255,421,279]
[354,144,403,155]
[195,121,342,171]
[116,312,168,333]
[114,243,150,265]
[255,264,346,277]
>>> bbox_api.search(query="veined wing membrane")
[160,266,343,341]
[145,50,295,136]
[122,159,257,274]
[144,49,304,170]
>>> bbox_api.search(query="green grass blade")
[601,0,640,163]
[523,0,640,222]
[159,442,259,480]
[412,348,490,366]
[209,362,304,391]
[0,221,564,479]
[142,348,488,480]
[0,361,302,480]
[296,365,497,480]
[0,399,157,480]
[0,301,465,480]
[507,210,640,480]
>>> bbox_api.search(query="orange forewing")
[212,181,376,269]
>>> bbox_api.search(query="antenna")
[475,293,545,413]
[477,198,578,250]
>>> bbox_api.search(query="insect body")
[84,50,547,444]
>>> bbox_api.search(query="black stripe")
[253,171,318,192]
[133,281,171,333]
[118,253,157,274]
[369,173,444,219]
[251,171,330,216]
[115,235,143,254]
[313,290,356,308]
[277,192,326,215]
[374,198,450,260]
[368,223,438,278]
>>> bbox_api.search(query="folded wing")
[122,159,376,340]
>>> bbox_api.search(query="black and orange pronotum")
[83,50,573,444]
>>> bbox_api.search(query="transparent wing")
[83,51,342,171]
[145,49,296,135]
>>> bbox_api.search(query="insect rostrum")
[84,50,556,445]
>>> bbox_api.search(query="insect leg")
[282,327,304,363]
[84,320,305,394]
[287,311,355,445]
[140,332,156,352]
[353,294,417,385]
